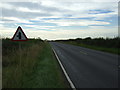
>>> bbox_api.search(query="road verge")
[52,48,76,90]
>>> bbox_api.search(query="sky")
[0,0,119,40]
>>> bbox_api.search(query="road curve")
[50,42,118,88]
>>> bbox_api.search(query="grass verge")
[61,41,119,55]
[22,41,70,88]
[3,39,69,88]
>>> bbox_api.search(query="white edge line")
[52,48,76,90]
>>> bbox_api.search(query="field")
[56,37,120,55]
[2,39,69,88]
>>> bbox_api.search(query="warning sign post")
[11,26,28,74]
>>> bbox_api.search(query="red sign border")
[11,26,28,41]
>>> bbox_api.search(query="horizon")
[1,36,119,41]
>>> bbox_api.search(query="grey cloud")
[1,2,72,20]
[8,2,40,9]
[1,19,14,22]
[7,2,67,13]
[2,8,52,19]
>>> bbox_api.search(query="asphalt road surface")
[50,42,118,88]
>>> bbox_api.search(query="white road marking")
[80,51,88,55]
[52,48,76,90]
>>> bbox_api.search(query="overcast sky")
[0,0,119,40]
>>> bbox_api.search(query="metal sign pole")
[19,42,21,67]
[19,42,23,86]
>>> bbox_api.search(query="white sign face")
[12,26,28,41]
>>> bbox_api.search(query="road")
[50,42,118,88]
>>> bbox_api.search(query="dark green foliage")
[56,37,120,48]
[55,37,119,54]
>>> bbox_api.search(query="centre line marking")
[80,51,88,55]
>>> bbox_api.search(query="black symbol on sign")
[17,32,21,39]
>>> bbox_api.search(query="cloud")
[0,2,14,10]
[0,1,118,39]
[43,19,110,26]
[23,24,56,30]
[7,2,66,13]
[1,1,117,19]
[0,1,117,21]
[0,0,119,2]
[2,17,32,24]
[2,8,52,19]
[18,7,42,13]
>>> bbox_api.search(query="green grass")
[3,39,69,88]
[61,41,119,55]
[22,42,69,88]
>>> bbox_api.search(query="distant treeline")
[55,37,120,48]
[2,37,120,48]
[2,37,43,41]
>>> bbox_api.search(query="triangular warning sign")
[12,26,28,41]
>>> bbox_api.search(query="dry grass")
[3,40,69,88]
[3,40,43,88]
